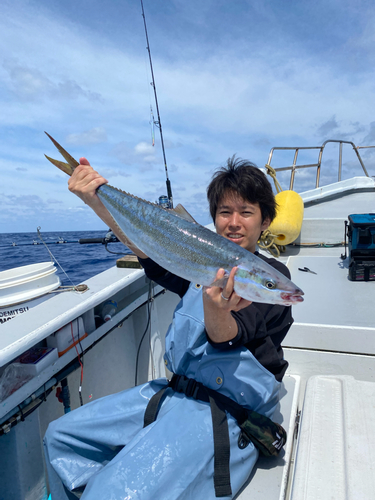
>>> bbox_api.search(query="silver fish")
[45,133,304,305]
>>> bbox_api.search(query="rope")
[258,230,285,258]
[259,164,284,257]
[264,164,283,193]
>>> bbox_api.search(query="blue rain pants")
[44,283,281,499]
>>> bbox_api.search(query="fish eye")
[265,279,276,290]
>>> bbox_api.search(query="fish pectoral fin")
[44,155,74,176]
[172,204,198,224]
[45,132,80,171]
[208,275,229,289]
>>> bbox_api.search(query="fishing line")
[37,227,78,290]
[140,0,173,208]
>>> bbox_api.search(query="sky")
[1,0,375,234]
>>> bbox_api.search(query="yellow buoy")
[268,190,304,245]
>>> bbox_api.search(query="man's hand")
[203,267,252,343]
[68,158,108,210]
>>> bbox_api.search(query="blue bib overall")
[44,284,281,500]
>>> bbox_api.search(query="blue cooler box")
[347,214,375,281]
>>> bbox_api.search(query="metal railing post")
[290,149,299,190]
[316,146,324,188]
[353,146,370,177]
[338,142,343,182]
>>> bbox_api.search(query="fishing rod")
[140,0,173,208]
[1,232,121,248]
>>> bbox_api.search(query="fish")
[45,132,304,305]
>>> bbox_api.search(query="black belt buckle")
[172,375,199,399]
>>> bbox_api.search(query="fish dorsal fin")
[101,184,167,208]
[172,204,198,223]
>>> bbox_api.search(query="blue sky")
[1,0,375,234]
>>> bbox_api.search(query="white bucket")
[0,262,61,324]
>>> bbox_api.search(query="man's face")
[214,192,270,253]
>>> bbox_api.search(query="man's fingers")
[79,157,91,166]
[222,267,237,297]
[216,268,226,279]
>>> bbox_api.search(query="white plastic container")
[0,262,60,325]
[47,317,87,357]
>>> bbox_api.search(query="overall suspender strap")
[143,386,169,428]
[208,393,232,497]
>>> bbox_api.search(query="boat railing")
[266,139,374,190]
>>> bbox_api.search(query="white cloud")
[66,128,107,145]
[2,59,104,103]
[134,142,155,157]
[46,198,63,204]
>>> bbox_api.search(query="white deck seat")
[290,375,375,500]
[237,374,300,499]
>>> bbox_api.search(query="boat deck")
[286,254,375,351]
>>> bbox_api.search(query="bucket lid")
[0,262,57,288]
[0,262,61,307]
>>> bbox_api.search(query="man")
[44,156,293,499]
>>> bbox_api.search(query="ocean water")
[0,230,131,286]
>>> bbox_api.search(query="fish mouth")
[280,290,304,303]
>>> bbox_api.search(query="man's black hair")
[207,156,277,223]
